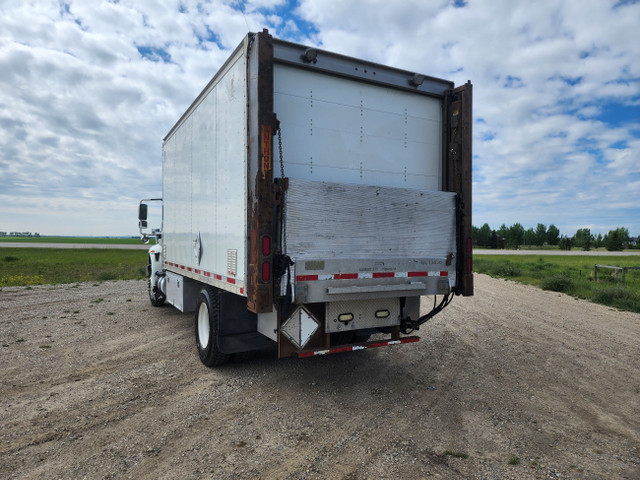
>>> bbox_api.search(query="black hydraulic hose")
[400,293,454,334]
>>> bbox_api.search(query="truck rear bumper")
[291,257,455,303]
[298,336,420,358]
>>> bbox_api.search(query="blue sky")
[0,0,638,237]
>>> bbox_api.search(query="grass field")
[475,254,640,313]
[0,248,147,286]
[3,247,639,314]
[0,236,140,244]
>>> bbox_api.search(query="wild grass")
[443,450,469,459]
[0,236,140,244]
[508,455,521,465]
[0,248,147,286]
[474,255,640,313]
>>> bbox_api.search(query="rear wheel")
[195,287,230,367]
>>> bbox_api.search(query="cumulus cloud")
[294,0,640,235]
[0,0,638,236]
[0,0,273,235]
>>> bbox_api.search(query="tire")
[148,276,165,307]
[195,287,230,367]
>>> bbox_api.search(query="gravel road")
[1,275,639,479]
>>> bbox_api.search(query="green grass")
[443,450,469,459]
[0,236,140,244]
[474,255,640,313]
[0,248,147,286]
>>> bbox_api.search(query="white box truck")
[138,30,473,367]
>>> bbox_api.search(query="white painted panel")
[274,64,443,190]
[162,51,247,291]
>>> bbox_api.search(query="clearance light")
[375,309,390,319]
[338,313,354,322]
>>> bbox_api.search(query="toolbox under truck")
[138,30,473,367]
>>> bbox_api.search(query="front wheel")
[148,276,165,307]
[195,287,230,367]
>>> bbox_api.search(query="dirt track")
[1,275,639,479]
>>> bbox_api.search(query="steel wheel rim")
[198,303,210,349]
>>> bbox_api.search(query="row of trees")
[563,227,632,251]
[472,223,635,251]
[473,223,559,249]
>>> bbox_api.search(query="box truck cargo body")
[138,30,473,366]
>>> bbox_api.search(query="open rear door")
[445,81,473,296]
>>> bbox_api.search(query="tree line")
[472,223,635,251]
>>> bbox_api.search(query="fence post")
[594,265,598,282]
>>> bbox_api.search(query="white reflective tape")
[359,272,373,279]
[352,345,366,351]
[388,340,401,345]
[318,274,333,281]
[396,272,408,278]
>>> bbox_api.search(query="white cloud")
[0,0,638,237]
[294,0,640,235]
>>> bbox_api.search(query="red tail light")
[262,236,271,256]
[261,262,270,282]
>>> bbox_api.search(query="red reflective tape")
[330,346,353,354]
[296,274,318,282]
[408,271,428,277]
[401,337,420,344]
[298,336,420,358]
[164,264,244,290]
[373,272,395,278]
[440,271,448,276]
[334,273,358,280]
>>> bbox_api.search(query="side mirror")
[138,203,148,221]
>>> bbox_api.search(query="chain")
[278,126,285,180]
[277,126,287,254]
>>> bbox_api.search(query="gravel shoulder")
[1,275,639,479]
